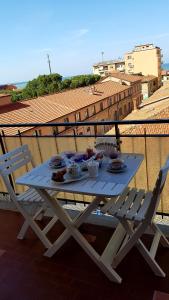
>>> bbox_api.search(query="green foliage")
[1,73,100,103]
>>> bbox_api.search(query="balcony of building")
[0,120,169,299]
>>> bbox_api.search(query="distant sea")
[8,66,169,90]
[12,81,27,89]
[12,76,69,89]
[162,63,169,70]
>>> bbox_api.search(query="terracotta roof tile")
[0,81,129,135]
[124,107,169,135]
[141,75,157,82]
[107,72,142,83]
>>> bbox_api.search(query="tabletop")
[16,153,144,198]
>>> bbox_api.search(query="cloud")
[72,28,89,39]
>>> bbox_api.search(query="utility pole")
[47,54,52,74]
[101,51,104,62]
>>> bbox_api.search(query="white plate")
[49,162,66,169]
[52,172,89,184]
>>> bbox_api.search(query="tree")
[6,73,101,102]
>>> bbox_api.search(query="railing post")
[0,132,15,192]
[115,123,121,152]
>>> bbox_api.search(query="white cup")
[87,160,99,178]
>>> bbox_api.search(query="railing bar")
[3,133,169,138]
[1,118,169,128]
[144,128,149,191]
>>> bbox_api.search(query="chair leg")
[17,220,29,240]
[113,219,166,277]
[17,207,45,239]
[136,239,166,277]
[112,220,145,267]
[151,223,169,248]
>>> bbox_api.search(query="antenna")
[47,54,52,74]
[101,51,104,62]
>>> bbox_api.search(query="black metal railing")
[1,118,169,218]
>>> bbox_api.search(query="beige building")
[125,44,162,87]
[101,72,142,109]
[93,59,125,77]
[140,75,158,99]
[0,80,142,136]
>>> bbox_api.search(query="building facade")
[0,81,142,137]
[101,72,142,109]
[93,60,125,77]
[125,44,162,87]
[140,75,158,99]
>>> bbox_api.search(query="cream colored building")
[93,59,125,77]
[125,44,162,87]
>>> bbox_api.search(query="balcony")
[0,119,169,299]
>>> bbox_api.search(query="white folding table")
[16,153,143,283]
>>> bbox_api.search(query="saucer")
[107,163,127,173]
[49,161,66,169]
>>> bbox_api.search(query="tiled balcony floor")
[0,210,169,300]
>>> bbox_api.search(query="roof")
[141,75,157,83]
[0,93,10,98]
[0,84,17,90]
[107,83,169,136]
[93,59,125,67]
[0,81,129,135]
[161,70,169,76]
[123,107,169,135]
[104,72,142,83]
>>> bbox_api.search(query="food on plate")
[51,169,67,182]
[49,155,64,167]
[111,158,124,169]
[95,152,104,160]
[86,147,95,159]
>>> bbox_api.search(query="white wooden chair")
[101,157,169,278]
[0,145,58,249]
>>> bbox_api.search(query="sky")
[0,0,169,83]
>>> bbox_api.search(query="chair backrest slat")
[146,157,169,222]
[0,145,33,201]
[0,144,32,176]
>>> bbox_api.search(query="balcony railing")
[1,119,169,217]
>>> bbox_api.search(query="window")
[119,107,122,116]
[84,109,89,119]
[128,102,132,112]
[100,102,103,111]
[108,97,113,106]
[53,127,59,135]
[91,106,96,115]
[75,112,81,122]
[37,129,42,136]
[124,105,127,115]
[64,117,69,123]
[87,127,90,133]
[119,94,121,101]
[114,111,118,120]
[127,55,132,59]
[64,117,71,130]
